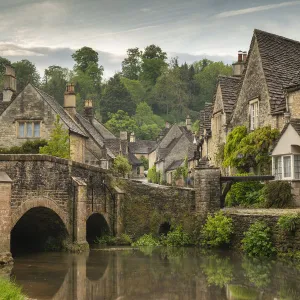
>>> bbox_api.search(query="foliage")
[201,211,233,247]
[223,126,280,174]
[242,221,275,257]
[147,165,161,184]
[200,255,234,287]
[277,214,300,233]
[0,278,25,300]
[0,139,48,154]
[228,285,259,300]
[225,175,264,207]
[241,257,273,288]
[39,115,70,159]
[162,225,191,246]
[140,155,149,170]
[94,234,132,246]
[261,181,293,208]
[173,157,189,184]
[72,46,99,73]
[121,47,142,80]
[121,77,146,103]
[100,73,136,122]
[12,59,40,91]
[132,234,160,246]
[112,155,132,177]
[192,120,200,134]
[95,235,116,245]
[105,110,138,136]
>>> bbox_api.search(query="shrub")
[163,225,191,247]
[277,214,300,233]
[242,221,275,257]
[115,233,132,245]
[225,176,264,207]
[132,234,160,246]
[0,278,25,300]
[201,211,233,247]
[95,235,116,245]
[261,181,293,208]
[147,165,161,184]
[112,155,132,177]
[0,139,48,154]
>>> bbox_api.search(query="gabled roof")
[129,140,157,154]
[166,159,184,172]
[91,118,116,139]
[34,87,88,138]
[218,76,240,115]
[242,29,300,113]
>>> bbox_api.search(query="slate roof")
[157,136,182,161]
[34,87,88,138]
[91,118,116,139]
[242,29,300,113]
[166,159,184,172]
[129,140,157,154]
[218,76,240,115]
[199,103,213,136]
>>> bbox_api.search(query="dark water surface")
[8,247,300,299]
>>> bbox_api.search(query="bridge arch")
[86,213,110,244]
[10,198,69,255]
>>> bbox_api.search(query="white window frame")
[17,121,41,139]
[249,99,259,130]
[282,155,293,179]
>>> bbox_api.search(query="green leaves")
[39,115,70,159]
[277,214,300,233]
[132,234,160,246]
[112,155,132,177]
[242,221,275,257]
[162,225,191,246]
[201,211,233,247]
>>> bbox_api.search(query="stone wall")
[225,208,300,251]
[114,178,196,238]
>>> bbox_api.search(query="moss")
[0,278,26,300]
[63,241,89,253]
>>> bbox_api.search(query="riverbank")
[0,277,26,300]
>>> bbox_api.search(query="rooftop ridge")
[254,28,300,46]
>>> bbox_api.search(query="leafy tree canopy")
[121,47,142,80]
[112,155,132,177]
[72,46,99,73]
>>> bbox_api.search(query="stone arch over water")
[86,213,110,244]
[159,222,171,236]
[11,204,69,255]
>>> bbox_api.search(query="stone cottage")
[0,66,145,175]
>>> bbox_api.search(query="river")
[5,247,300,299]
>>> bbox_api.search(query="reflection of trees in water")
[241,257,273,289]
[227,285,259,300]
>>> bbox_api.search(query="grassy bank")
[0,278,25,300]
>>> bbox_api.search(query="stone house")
[0,66,145,175]
[149,117,197,183]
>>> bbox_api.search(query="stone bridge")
[0,154,221,264]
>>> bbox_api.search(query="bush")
[0,139,48,154]
[261,181,293,208]
[132,234,160,246]
[112,155,132,177]
[115,234,132,245]
[242,221,275,257]
[95,235,116,245]
[225,174,264,207]
[201,211,233,247]
[147,165,161,184]
[162,225,191,247]
[277,214,300,233]
[0,278,25,300]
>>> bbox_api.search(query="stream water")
[5,247,300,299]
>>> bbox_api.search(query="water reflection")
[4,247,300,299]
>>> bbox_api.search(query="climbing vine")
[223,126,279,174]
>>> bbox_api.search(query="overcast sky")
[0,0,300,78]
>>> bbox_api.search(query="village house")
[199,29,300,169]
[149,116,198,185]
[0,66,145,176]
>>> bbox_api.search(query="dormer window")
[249,99,259,130]
[17,121,41,138]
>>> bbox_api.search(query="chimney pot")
[130,132,136,143]
[242,51,247,62]
[186,115,192,131]
[84,100,93,121]
[120,131,128,141]
[238,50,243,62]
[64,83,76,118]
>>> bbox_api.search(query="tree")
[72,46,99,73]
[140,44,168,86]
[120,77,146,103]
[112,155,132,177]
[12,59,40,91]
[39,115,70,159]
[105,110,138,136]
[100,74,136,122]
[121,47,142,80]
[194,61,232,110]
[42,65,71,105]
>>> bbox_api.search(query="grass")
[0,277,25,300]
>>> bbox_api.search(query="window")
[17,121,41,138]
[273,156,282,179]
[216,114,222,132]
[283,156,292,178]
[294,155,300,179]
[250,100,259,130]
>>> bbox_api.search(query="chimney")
[130,132,136,143]
[232,50,246,77]
[120,131,128,141]
[186,115,192,131]
[3,65,17,102]
[84,99,93,121]
[64,83,76,118]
